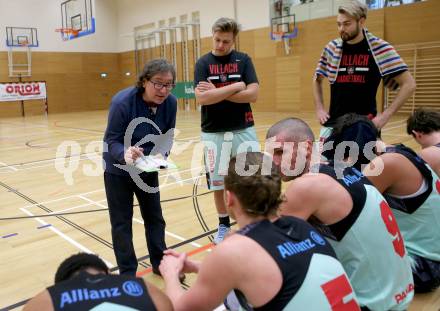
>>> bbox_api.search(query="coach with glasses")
[103,58,177,276]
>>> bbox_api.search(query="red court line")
[186,242,214,257]
[136,242,214,277]
[136,267,153,277]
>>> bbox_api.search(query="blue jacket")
[103,87,177,176]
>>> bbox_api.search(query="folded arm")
[195,81,245,106]
[227,82,259,103]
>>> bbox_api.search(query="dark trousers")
[104,171,166,275]
[412,255,440,293]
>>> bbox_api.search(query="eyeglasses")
[149,80,175,91]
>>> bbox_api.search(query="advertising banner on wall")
[0,82,47,102]
[171,81,195,99]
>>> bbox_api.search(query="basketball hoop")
[270,28,298,41]
[270,31,286,41]
[55,28,80,41]
[18,40,29,47]
[270,29,299,56]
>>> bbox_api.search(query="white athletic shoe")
[214,224,231,244]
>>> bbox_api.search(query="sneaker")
[214,224,231,244]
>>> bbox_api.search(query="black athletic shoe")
[152,267,162,276]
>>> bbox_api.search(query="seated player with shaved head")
[267,117,414,310]
[159,152,359,311]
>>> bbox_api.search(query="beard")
[340,24,360,42]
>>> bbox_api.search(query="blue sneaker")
[214,224,231,244]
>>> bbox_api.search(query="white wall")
[116,0,270,52]
[0,0,272,53]
[0,0,118,52]
[294,0,365,22]
[236,0,270,34]
[0,0,421,53]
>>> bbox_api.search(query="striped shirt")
[315,28,407,90]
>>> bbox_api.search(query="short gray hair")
[212,17,240,37]
[338,0,368,21]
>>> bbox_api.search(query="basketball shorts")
[201,126,260,191]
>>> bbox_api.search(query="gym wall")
[0,0,438,117]
[122,0,440,113]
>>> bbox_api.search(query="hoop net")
[18,40,29,47]
[270,28,298,41]
[55,28,80,41]
[271,31,286,41]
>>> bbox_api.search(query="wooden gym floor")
[0,110,438,310]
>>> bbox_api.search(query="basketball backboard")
[60,0,95,40]
[269,0,298,55]
[6,27,39,47]
[269,0,298,36]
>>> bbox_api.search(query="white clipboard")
[134,155,178,172]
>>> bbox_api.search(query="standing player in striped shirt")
[313,0,415,142]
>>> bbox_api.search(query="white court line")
[53,126,104,134]
[0,153,105,172]
[159,166,204,182]
[43,175,204,216]
[19,207,115,268]
[38,176,207,218]
[48,199,107,214]
[0,150,202,174]
[382,122,406,132]
[77,195,106,207]
[0,122,49,129]
[25,152,100,165]
[176,124,275,142]
[160,175,201,189]
[0,133,102,153]
[20,152,96,166]
[384,118,406,126]
[0,161,18,171]
[22,188,106,209]
[160,229,202,248]
[0,145,39,152]
[78,195,202,248]
[0,132,52,140]
[382,133,409,138]
[0,154,103,172]
[21,164,205,210]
